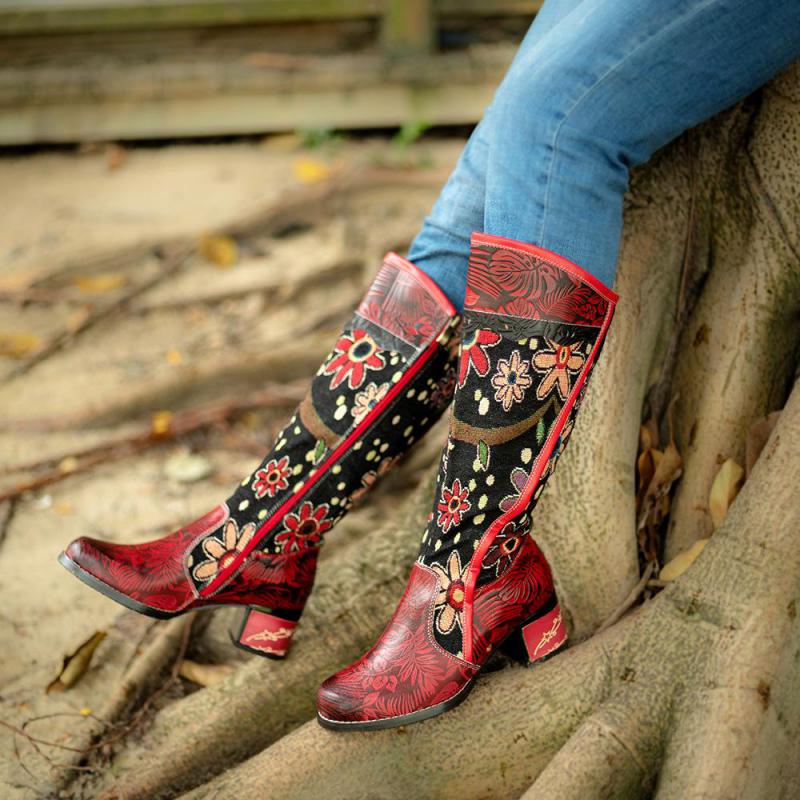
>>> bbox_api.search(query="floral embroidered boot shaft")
[317,233,617,728]
[59,254,459,658]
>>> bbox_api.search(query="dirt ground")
[0,135,463,798]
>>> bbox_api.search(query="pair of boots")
[60,232,617,730]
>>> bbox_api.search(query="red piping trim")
[461,287,616,662]
[470,232,619,304]
[383,252,458,318]
[200,332,444,597]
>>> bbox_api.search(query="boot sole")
[58,551,177,619]
[316,597,566,732]
[317,678,477,731]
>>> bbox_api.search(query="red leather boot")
[317,233,617,727]
[59,254,459,658]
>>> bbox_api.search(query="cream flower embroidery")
[491,349,533,411]
[431,550,469,635]
[351,381,390,423]
[532,339,585,401]
[192,519,256,583]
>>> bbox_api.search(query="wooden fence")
[0,0,542,144]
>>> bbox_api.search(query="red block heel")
[520,600,567,663]
[232,607,298,659]
[499,599,568,665]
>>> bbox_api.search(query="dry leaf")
[745,411,781,476]
[46,631,107,693]
[709,459,744,528]
[650,440,683,495]
[660,538,709,582]
[639,419,659,452]
[72,273,128,293]
[0,331,43,358]
[178,659,234,687]
[635,447,659,512]
[637,438,683,563]
[151,410,173,437]
[293,157,330,184]
[199,233,238,267]
[166,348,183,365]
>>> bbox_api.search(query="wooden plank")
[0,0,381,35]
[0,83,500,143]
[0,41,517,143]
[0,0,541,35]
[437,0,541,14]
[381,0,433,57]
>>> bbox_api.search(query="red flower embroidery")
[276,502,333,552]
[323,329,385,390]
[483,520,528,576]
[436,478,471,532]
[458,328,501,386]
[251,456,291,499]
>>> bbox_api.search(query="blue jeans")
[408,0,800,310]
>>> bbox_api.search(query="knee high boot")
[59,254,460,658]
[317,232,617,727]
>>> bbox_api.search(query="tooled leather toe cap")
[316,674,362,723]
[63,536,112,578]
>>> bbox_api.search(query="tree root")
[666,63,800,559]
[96,476,436,799]
[179,384,800,800]
[60,64,800,800]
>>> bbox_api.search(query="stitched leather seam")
[462,293,615,661]
[417,562,479,669]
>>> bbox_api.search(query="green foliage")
[391,119,431,151]
[297,127,345,153]
[536,419,546,446]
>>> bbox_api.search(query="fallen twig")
[0,499,14,549]
[0,381,306,503]
[130,256,363,315]
[1,617,195,783]
[6,244,194,381]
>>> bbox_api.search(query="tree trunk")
[83,62,800,800]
